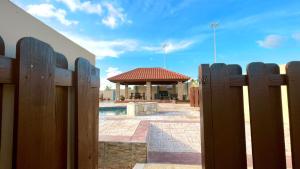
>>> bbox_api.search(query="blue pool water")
[99,106,127,115]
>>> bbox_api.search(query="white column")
[146,82,151,101]
[116,82,120,101]
[125,85,129,99]
[177,81,183,100]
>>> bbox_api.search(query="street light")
[210,22,219,63]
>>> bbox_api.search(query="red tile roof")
[108,68,190,84]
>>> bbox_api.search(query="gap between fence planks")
[54,52,69,169]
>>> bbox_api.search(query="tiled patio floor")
[99,102,293,168]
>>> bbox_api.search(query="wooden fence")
[0,36,100,169]
[189,87,200,107]
[199,63,300,169]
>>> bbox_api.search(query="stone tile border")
[99,121,150,143]
[148,152,201,165]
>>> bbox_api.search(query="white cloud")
[100,67,122,90]
[292,33,300,41]
[60,32,139,59]
[56,0,130,28]
[143,40,195,54]
[256,35,285,48]
[26,3,78,26]
[57,0,102,15]
[102,3,129,29]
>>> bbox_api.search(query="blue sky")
[11,0,300,89]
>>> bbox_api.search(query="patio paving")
[99,102,293,168]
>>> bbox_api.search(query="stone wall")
[99,142,147,169]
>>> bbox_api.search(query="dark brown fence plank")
[199,64,214,169]
[0,35,4,146]
[0,57,15,83]
[247,63,286,169]
[0,36,4,55]
[13,37,60,169]
[75,58,99,169]
[286,61,300,169]
[195,87,200,107]
[54,52,68,169]
[210,64,247,169]
[190,87,195,107]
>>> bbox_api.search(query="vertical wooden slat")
[0,35,4,146]
[195,88,200,107]
[199,64,214,169]
[210,64,247,169]
[14,37,57,169]
[75,58,99,169]
[247,62,286,169]
[54,52,68,169]
[286,61,300,169]
[190,87,195,107]
[0,35,4,55]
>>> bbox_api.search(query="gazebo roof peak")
[108,67,190,85]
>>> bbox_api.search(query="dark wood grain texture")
[199,64,214,169]
[286,61,300,169]
[0,35,4,147]
[75,58,99,169]
[194,87,200,107]
[0,35,4,55]
[210,64,247,169]
[247,63,286,169]
[13,37,60,169]
[54,52,68,169]
[189,87,195,107]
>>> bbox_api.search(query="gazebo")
[108,67,190,101]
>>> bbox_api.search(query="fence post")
[13,37,58,169]
[247,63,286,169]
[75,58,100,169]
[286,61,300,169]
[190,87,195,107]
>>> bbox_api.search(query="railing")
[0,36,100,169]
[199,63,300,169]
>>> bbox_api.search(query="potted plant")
[120,95,125,101]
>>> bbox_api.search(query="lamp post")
[210,22,219,63]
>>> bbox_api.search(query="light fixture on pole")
[210,22,219,63]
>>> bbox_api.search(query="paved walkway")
[99,102,293,168]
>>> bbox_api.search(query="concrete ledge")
[99,121,150,169]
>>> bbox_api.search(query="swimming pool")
[99,106,127,115]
